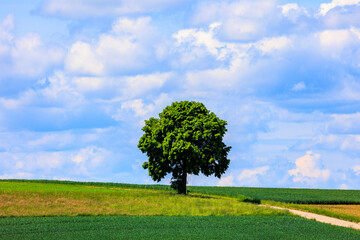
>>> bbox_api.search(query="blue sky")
[1,0,360,189]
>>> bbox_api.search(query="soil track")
[262,205,360,230]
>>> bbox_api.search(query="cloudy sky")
[1,0,360,189]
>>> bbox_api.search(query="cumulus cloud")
[65,41,103,75]
[120,99,155,117]
[319,0,360,16]
[254,36,292,55]
[39,0,191,18]
[0,144,115,181]
[65,17,162,75]
[122,72,172,98]
[217,174,234,186]
[237,166,269,187]
[0,15,63,80]
[192,0,278,41]
[72,146,108,166]
[289,151,330,184]
[279,3,309,21]
[316,28,358,55]
[116,93,172,121]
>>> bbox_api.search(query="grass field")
[1,179,360,239]
[1,216,359,240]
[3,179,360,204]
[0,181,284,217]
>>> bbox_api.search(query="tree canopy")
[138,101,231,194]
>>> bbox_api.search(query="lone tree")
[138,101,231,194]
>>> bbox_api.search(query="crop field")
[0,181,284,217]
[187,186,360,204]
[1,215,360,240]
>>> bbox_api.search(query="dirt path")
[262,205,360,230]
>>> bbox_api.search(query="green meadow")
[0,181,282,217]
[1,180,360,239]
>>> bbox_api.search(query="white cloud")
[40,0,190,18]
[292,82,306,91]
[173,22,224,60]
[65,41,103,75]
[289,151,330,184]
[217,174,234,186]
[315,28,360,59]
[255,36,292,55]
[0,71,84,114]
[72,71,171,98]
[121,99,155,117]
[319,0,360,16]
[280,3,300,16]
[71,146,110,177]
[64,17,162,75]
[11,34,63,77]
[353,165,360,175]
[237,166,269,186]
[0,151,63,172]
[279,3,309,22]
[0,15,64,78]
[192,0,278,41]
[317,29,351,48]
[119,93,171,119]
[123,72,171,98]
[327,112,360,133]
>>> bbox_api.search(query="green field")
[0,181,283,217]
[188,186,360,204]
[1,216,359,240]
[3,179,360,204]
[1,179,360,239]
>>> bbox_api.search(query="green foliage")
[1,216,360,240]
[138,101,231,194]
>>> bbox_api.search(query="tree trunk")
[180,172,187,194]
[179,159,187,194]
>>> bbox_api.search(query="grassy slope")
[2,179,360,223]
[1,216,360,240]
[3,179,360,204]
[1,180,360,238]
[0,181,284,217]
